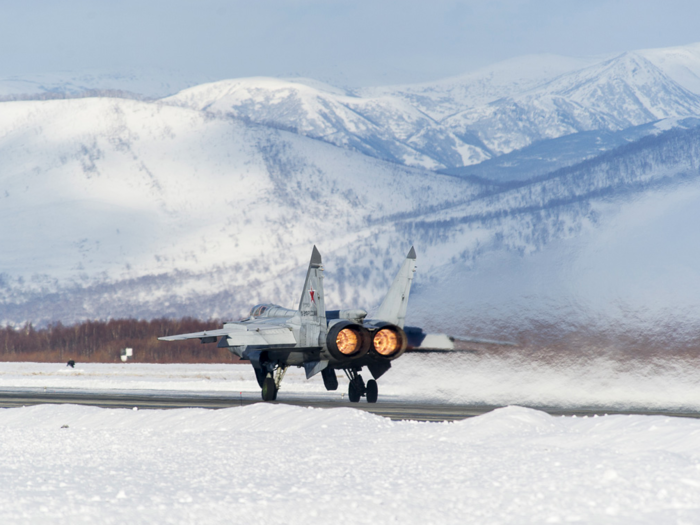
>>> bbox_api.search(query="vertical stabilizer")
[299,246,325,319]
[374,247,417,328]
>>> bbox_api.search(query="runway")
[1,387,699,421]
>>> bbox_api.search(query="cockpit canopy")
[247,303,296,319]
[249,304,273,318]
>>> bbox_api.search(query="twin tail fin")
[298,245,325,319]
[374,247,416,328]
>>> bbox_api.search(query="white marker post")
[120,348,133,362]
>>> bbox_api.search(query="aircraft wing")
[404,328,457,352]
[159,326,297,346]
[452,336,517,346]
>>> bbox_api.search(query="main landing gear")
[258,365,288,401]
[344,368,378,403]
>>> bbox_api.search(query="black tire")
[366,379,378,403]
[348,381,361,403]
[261,377,277,401]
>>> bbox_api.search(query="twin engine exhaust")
[326,321,371,360]
[368,322,407,360]
[326,320,407,362]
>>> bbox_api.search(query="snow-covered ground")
[0,362,699,523]
[0,402,699,524]
[1,356,699,411]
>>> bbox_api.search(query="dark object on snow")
[66,360,75,368]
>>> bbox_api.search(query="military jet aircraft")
[160,246,470,402]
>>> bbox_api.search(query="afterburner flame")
[336,328,359,355]
[374,329,399,356]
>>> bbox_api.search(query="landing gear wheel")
[348,381,361,403]
[261,377,277,401]
[344,368,366,403]
[366,380,378,403]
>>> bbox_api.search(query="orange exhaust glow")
[373,329,399,356]
[336,328,359,355]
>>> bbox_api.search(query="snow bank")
[0,403,698,524]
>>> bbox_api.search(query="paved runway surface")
[1,388,699,421]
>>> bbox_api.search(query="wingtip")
[311,245,322,265]
[407,246,416,260]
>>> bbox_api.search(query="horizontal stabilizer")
[453,336,517,346]
[405,332,457,353]
[403,328,516,352]
[413,333,454,350]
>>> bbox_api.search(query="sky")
[1,0,700,88]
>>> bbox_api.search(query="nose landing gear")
[261,375,277,401]
[260,365,288,401]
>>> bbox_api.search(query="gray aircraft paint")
[159,246,460,401]
[374,246,416,329]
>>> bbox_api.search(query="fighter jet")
[159,246,465,402]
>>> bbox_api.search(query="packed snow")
[1,357,698,412]
[0,401,699,524]
[0,356,698,523]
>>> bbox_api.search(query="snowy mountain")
[163,45,700,174]
[0,69,214,100]
[639,41,700,95]
[5,43,700,177]
[164,77,484,170]
[443,117,700,182]
[2,88,700,346]
[0,96,482,325]
[441,52,700,155]
[361,54,602,120]
[2,43,700,347]
[409,126,700,344]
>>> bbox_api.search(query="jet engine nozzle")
[368,323,407,360]
[326,321,371,361]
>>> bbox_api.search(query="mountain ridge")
[2,43,700,344]
[163,44,700,172]
[4,42,700,177]
[2,103,699,335]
